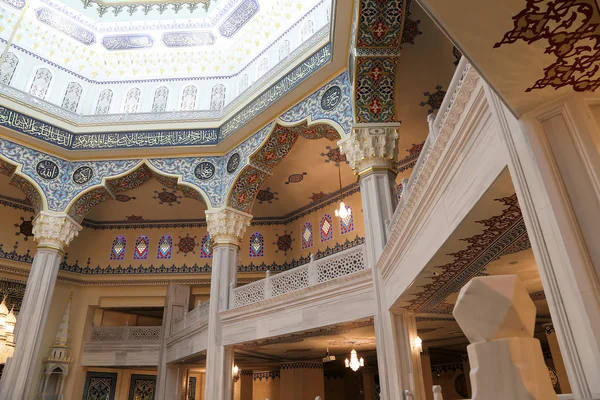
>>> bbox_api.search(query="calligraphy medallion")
[194,162,216,180]
[321,86,342,110]
[36,160,60,180]
[226,153,241,174]
[73,166,94,185]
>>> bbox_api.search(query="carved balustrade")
[390,57,479,231]
[230,244,366,308]
[170,301,210,337]
[88,326,161,343]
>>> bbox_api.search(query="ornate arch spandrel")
[226,120,341,214]
[0,156,46,214]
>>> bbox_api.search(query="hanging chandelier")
[334,160,352,220]
[344,349,364,372]
[0,296,16,364]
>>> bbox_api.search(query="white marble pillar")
[204,207,252,400]
[340,123,425,400]
[488,88,600,398]
[155,284,191,399]
[0,212,80,400]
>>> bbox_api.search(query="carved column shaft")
[0,212,81,400]
[204,207,252,400]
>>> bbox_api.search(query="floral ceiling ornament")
[419,85,446,115]
[285,172,307,185]
[256,188,279,204]
[176,234,198,256]
[320,146,348,166]
[14,216,34,241]
[153,188,182,206]
[125,215,144,221]
[115,195,136,202]
[494,0,600,92]
[309,192,328,203]
[81,0,212,18]
[401,15,422,45]
[273,231,294,255]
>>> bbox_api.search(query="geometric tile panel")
[301,222,313,249]
[110,236,126,260]
[320,214,333,242]
[133,236,149,260]
[249,232,264,257]
[128,374,156,400]
[83,372,118,400]
[157,235,173,259]
[340,206,354,234]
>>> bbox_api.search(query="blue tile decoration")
[102,34,154,50]
[162,31,216,47]
[35,8,95,45]
[280,71,352,136]
[0,43,336,150]
[220,43,333,139]
[218,0,260,38]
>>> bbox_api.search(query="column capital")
[32,212,82,252]
[206,207,252,246]
[338,122,401,175]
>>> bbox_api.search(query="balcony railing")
[88,326,161,343]
[230,244,366,309]
[389,57,478,233]
[170,301,210,337]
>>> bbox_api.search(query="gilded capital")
[32,212,82,252]
[206,207,252,246]
[338,123,401,175]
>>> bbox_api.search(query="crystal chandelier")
[334,161,352,220]
[344,349,364,372]
[0,296,16,364]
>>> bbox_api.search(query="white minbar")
[204,207,252,400]
[0,212,81,400]
[340,123,424,400]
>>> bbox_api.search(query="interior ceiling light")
[344,349,364,372]
[335,161,351,220]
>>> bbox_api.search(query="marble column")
[155,284,191,399]
[340,123,425,400]
[204,207,252,400]
[544,324,572,394]
[421,350,434,400]
[0,212,81,400]
[488,88,600,398]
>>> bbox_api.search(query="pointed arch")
[123,87,141,113]
[133,236,150,260]
[226,120,341,213]
[257,58,268,78]
[340,206,354,234]
[181,85,197,111]
[0,52,19,85]
[239,74,248,94]
[152,86,169,112]
[95,89,113,114]
[157,235,172,259]
[249,232,264,257]
[279,40,290,61]
[320,214,333,242]
[61,82,83,113]
[65,161,210,223]
[210,84,226,110]
[301,222,313,249]
[110,236,126,260]
[301,20,314,42]
[200,234,212,258]
[29,68,53,99]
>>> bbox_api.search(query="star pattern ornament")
[273,231,294,255]
[401,16,422,46]
[419,85,446,115]
[153,188,182,206]
[14,216,34,241]
[176,234,198,257]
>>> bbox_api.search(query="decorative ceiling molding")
[404,194,532,313]
[80,0,212,18]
